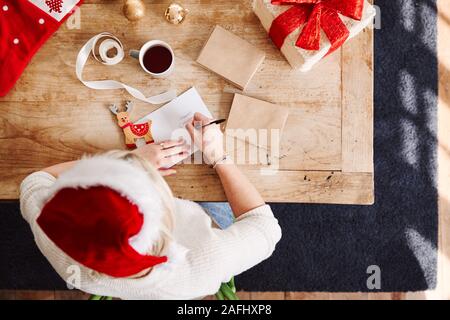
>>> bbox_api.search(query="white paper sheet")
[136,87,213,156]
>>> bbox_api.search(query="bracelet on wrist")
[212,154,231,169]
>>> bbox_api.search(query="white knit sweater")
[20,171,282,300]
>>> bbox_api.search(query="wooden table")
[0,0,374,204]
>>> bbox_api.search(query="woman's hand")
[132,139,189,176]
[185,112,225,165]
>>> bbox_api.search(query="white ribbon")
[76,32,177,104]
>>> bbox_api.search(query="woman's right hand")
[185,112,225,165]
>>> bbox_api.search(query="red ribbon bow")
[269,0,364,55]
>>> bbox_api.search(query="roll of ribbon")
[96,37,125,65]
[76,32,176,104]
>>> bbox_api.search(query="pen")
[201,119,227,128]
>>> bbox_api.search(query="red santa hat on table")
[37,156,186,278]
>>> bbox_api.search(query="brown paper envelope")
[225,94,289,151]
[196,25,265,90]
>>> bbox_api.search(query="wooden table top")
[0,0,374,204]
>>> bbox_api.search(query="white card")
[137,87,213,163]
[28,0,79,22]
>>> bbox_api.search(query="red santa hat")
[37,156,185,278]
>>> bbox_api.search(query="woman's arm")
[187,204,282,290]
[184,113,282,286]
[214,164,264,218]
[186,112,265,218]
[42,161,78,178]
[41,140,190,178]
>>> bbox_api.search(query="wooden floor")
[1,0,449,300]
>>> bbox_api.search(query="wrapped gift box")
[253,0,376,72]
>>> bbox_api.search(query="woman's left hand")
[132,139,190,176]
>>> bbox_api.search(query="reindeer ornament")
[110,101,154,149]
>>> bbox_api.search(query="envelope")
[225,94,289,152]
[196,25,265,90]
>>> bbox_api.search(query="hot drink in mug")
[129,40,174,78]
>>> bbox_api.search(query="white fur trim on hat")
[155,241,189,271]
[48,156,165,256]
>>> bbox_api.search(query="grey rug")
[237,0,439,292]
[0,0,438,291]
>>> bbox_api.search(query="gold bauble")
[123,0,146,21]
[164,3,188,25]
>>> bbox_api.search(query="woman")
[20,112,282,300]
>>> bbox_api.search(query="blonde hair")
[99,150,175,270]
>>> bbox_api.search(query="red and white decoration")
[37,156,187,277]
[45,0,64,14]
[0,0,82,97]
[30,0,79,21]
[121,122,150,137]
[252,0,376,72]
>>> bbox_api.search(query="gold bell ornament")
[123,0,146,21]
[164,3,188,25]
